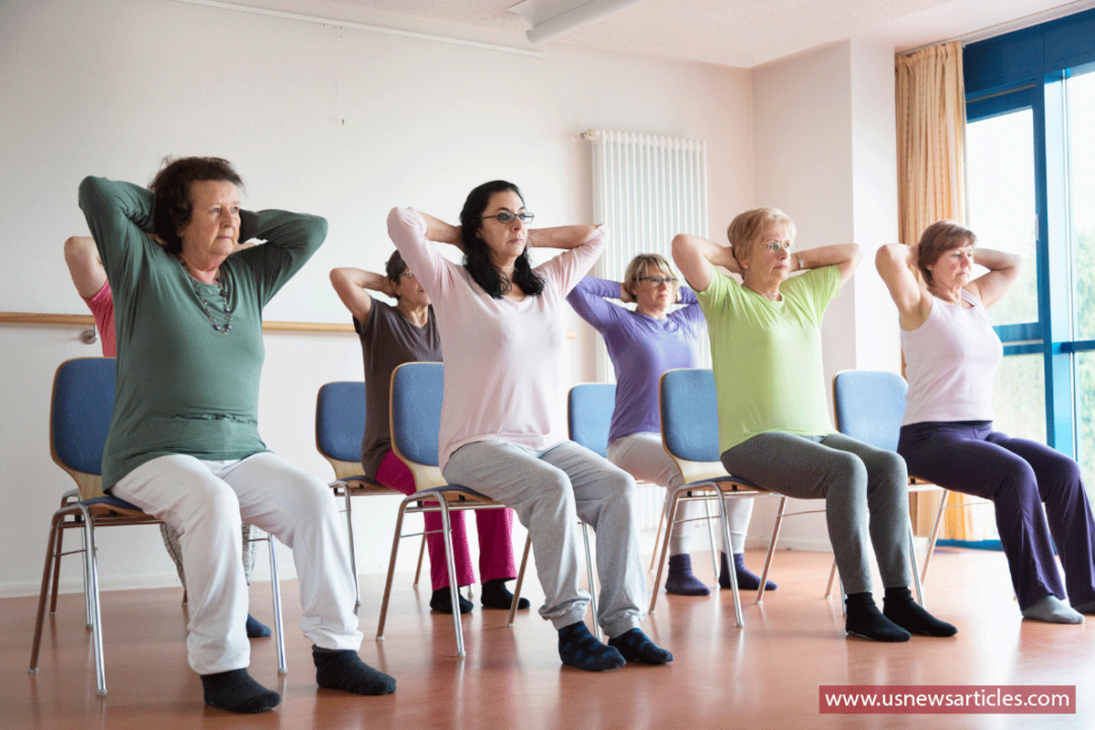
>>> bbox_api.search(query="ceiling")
[272,0,1093,68]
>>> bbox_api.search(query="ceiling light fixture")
[509,0,650,44]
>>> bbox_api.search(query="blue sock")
[200,668,280,713]
[313,647,396,695]
[557,621,626,671]
[245,613,271,638]
[607,629,673,665]
[719,552,777,591]
[665,554,710,596]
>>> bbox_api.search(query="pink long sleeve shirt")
[387,207,606,469]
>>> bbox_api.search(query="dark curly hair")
[459,180,544,299]
[149,156,244,254]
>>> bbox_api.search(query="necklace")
[179,257,233,333]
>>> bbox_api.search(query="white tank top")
[901,289,1003,426]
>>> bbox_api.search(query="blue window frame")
[965,9,1095,463]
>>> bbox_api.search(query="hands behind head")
[619,284,636,304]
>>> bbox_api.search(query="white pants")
[607,432,753,556]
[112,452,362,674]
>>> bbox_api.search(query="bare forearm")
[528,225,600,249]
[797,243,861,271]
[974,247,1023,272]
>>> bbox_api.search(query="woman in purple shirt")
[567,254,774,595]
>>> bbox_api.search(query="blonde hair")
[727,207,796,263]
[622,253,677,299]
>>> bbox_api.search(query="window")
[964,10,1095,491]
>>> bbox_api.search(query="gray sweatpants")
[720,431,912,595]
[443,440,647,637]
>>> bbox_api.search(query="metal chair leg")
[755,495,786,604]
[703,497,719,579]
[266,533,287,674]
[908,526,925,607]
[413,534,427,588]
[649,491,682,613]
[80,508,107,696]
[921,489,950,584]
[434,497,465,658]
[342,487,360,611]
[507,534,533,628]
[29,514,64,675]
[717,489,744,628]
[376,502,409,641]
[580,522,599,641]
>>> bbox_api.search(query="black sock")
[883,587,958,637]
[845,592,911,642]
[245,613,271,638]
[430,587,473,614]
[313,647,396,696]
[607,629,673,665]
[557,621,626,671]
[719,552,777,591]
[200,668,280,714]
[481,578,531,610]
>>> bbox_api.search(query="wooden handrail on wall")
[0,311,355,333]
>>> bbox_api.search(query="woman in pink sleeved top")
[387,180,671,672]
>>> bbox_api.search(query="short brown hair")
[622,253,677,299]
[727,207,795,263]
[149,156,243,254]
[917,221,976,285]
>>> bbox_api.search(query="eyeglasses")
[399,270,417,280]
[481,211,535,225]
[760,240,794,254]
[638,276,678,287]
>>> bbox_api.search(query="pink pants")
[375,451,518,591]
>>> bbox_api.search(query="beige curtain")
[896,42,991,540]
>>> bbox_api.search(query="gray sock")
[1021,595,1084,624]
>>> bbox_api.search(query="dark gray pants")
[721,431,912,594]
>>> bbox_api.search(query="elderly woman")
[387,180,671,671]
[877,221,1095,624]
[79,157,394,714]
[330,252,527,615]
[566,255,774,596]
[672,207,957,642]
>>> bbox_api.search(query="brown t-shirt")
[355,300,442,478]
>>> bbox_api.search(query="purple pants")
[898,421,1095,609]
[376,450,518,592]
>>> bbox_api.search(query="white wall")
[747,40,901,552]
[0,0,752,595]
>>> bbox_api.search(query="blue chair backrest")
[51,358,116,476]
[660,368,721,463]
[391,362,444,467]
[832,370,908,453]
[568,383,616,458]
[316,381,367,463]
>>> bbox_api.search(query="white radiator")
[585,129,711,530]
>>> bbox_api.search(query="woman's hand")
[619,282,635,303]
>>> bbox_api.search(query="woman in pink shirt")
[878,221,1095,624]
[387,180,671,671]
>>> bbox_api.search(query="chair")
[831,369,968,592]
[29,358,286,696]
[376,362,517,657]
[651,368,795,626]
[316,382,425,609]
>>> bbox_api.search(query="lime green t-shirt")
[696,263,841,454]
[78,176,327,489]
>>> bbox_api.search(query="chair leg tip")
[28,668,38,674]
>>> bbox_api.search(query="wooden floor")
[4,547,1093,730]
